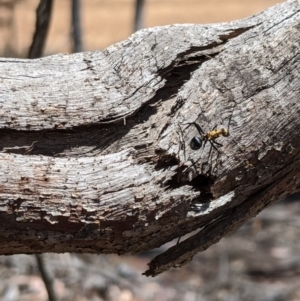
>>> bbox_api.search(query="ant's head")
[221,128,229,137]
[190,136,203,150]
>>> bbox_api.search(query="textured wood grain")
[0,0,299,276]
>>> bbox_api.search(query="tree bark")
[0,0,299,277]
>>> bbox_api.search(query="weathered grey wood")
[0,0,299,277]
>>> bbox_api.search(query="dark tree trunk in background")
[28,0,53,58]
[36,255,57,301]
[134,0,145,32]
[72,0,83,52]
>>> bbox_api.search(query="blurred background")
[1,1,300,301]
[0,0,286,57]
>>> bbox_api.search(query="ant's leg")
[176,125,187,183]
[207,143,213,163]
[183,141,206,175]
[186,122,205,136]
[213,140,223,147]
[207,140,222,174]
[225,109,234,134]
[201,139,214,173]
[227,111,233,132]
[210,140,221,154]
[187,146,205,170]
[207,140,220,162]
[211,141,222,173]
[208,142,213,157]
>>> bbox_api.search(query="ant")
[185,113,233,169]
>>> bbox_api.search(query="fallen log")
[0,0,299,277]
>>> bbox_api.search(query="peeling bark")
[0,0,299,276]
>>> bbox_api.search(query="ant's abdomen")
[190,137,203,150]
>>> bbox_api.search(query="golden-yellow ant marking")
[205,128,229,141]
